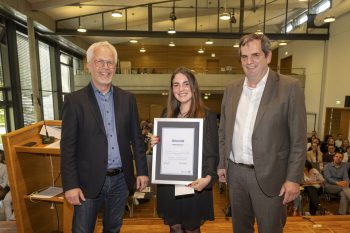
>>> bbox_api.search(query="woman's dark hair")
[305,160,313,171]
[167,67,206,118]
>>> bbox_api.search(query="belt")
[233,162,254,169]
[106,168,123,176]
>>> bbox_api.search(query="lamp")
[77,25,87,33]
[220,0,230,20]
[324,16,335,23]
[111,11,122,18]
[169,41,175,47]
[140,47,146,53]
[255,29,263,35]
[233,42,239,48]
[198,48,204,54]
[168,28,176,34]
[279,41,287,46]
[205,39,214,45]
[129,39,138,43]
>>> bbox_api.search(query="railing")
[76,67,305,76]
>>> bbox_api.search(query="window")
[60,53,72,94]
[38,41,54,120]
[0,47,7,143]
[16,32,35,126]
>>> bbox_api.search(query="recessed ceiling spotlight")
[77,25,87,33]
[129,39,138,43]
[205,39,214,45]
[140,47,146,53]
[111,11,123,18]
[323,16,335,23]
[168,28,176,34]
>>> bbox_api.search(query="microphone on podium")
[41,121,55,144]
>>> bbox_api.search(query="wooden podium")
[2,121,73,233]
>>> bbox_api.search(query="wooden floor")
[2,183,350,232]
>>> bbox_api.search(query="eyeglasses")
[240,53,264,63]
[94,60,115,68]
[172,82,190,90]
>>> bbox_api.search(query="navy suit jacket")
[60,83,148,198]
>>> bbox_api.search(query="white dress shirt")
[230,69,269,165]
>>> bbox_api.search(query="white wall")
[277,11,350,138]
[278,40,325,134]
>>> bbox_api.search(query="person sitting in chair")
[324,152,350,215]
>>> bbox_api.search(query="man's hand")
[136,176,149,191]
[336,181,349,187]
[217,169,227,183]
[188,175,211,191]
[65,188,85,206]
[279,181,300,205]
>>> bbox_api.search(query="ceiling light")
[77,25,87,33]
[233,43,239,48]
[255,29,263,35]
[140,47,146,53]
[168,28,176,34]
[169,41,175,47]
[204,95,209,100]
[279,41,287,46]
[205,39,214,45]
[220,0,230,20]
[129,39,138,43]
[211,53,216,57]
[324,16,335,23]
[111,11,122,18]
[198,48,204,54]
[220,12,230,20]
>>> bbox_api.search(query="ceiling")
[21,0,350,48]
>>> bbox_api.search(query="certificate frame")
[151,118,203,185]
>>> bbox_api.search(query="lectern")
[2,121,73,233]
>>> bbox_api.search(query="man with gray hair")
[61,41,148,233]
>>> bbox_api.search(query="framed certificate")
[151,118,203,185]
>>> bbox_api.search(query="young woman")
[303,160,325,215]
[151,67,219,233]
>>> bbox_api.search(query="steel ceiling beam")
[52,29,329,40]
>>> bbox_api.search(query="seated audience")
[323,144,336,163]
[343,146,350,163]
[307,141,322,163]
[321,134,333,153]
[335,133,343,148]
[324,152,350,215]
[303,160,324,215]
[339,139,349,154]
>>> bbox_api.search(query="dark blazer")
[219,70,307,196]
[60,83,148,198]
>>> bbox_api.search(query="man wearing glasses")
[218,33,306,233]
[61,41,149,233]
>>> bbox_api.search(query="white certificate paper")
[151,118,203,185]
[160,128,194,176]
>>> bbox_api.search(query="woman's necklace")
[178,111,188,118]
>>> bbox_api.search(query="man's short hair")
[86,41,118,64]
[239,33,271,57]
